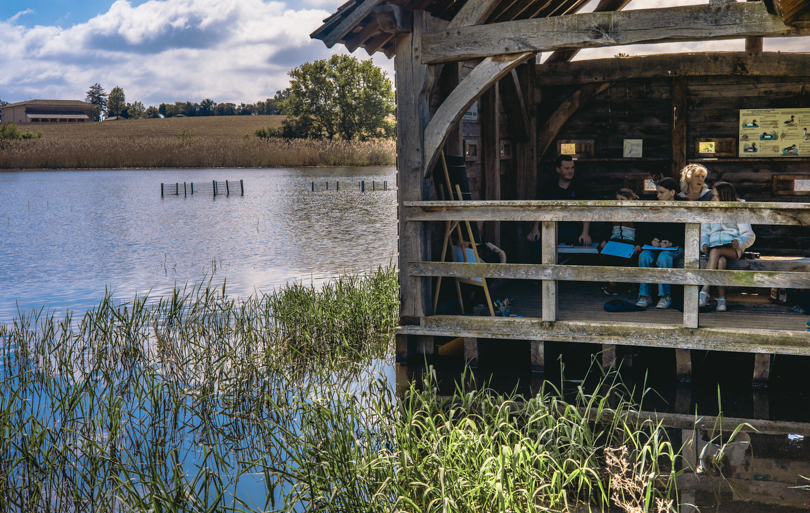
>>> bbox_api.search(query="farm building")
[1,100,94,123]
[312,0,810,386]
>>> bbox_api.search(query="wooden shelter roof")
[311,0,810,59]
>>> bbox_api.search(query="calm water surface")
[0,167,397,322]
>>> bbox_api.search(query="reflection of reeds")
[0,136,395,169]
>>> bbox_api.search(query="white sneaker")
[699,290,710,307]
[656,295,672,309]
[636,296,651,308]
[716,297,727,312]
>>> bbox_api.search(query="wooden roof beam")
[318,0,384,48]
[544,0,632,64]
[421,1,810,64]
[535,51,810,85]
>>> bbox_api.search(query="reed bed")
[0,135,396,169]
[1,266,734,512]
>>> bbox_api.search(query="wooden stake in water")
[337,181,339,191]
[361,181,365,192]
[176,183,179,196]
[161,183,164,198]
[184,182,187,197]
[226,180,230,196]
[312,182,315,192]
[213,180,217,197]
[240,179,244,196]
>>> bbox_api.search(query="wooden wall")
[536,71,810,256]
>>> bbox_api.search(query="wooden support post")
[676,349,692,383]
[175,183,179,196]
[226,180,230,196]
[395,334,412,363]
[184,182,187,197]
[395,363,411,397]
[481,82,500,246]
[361,180,365,192]
[213,180,217,197]
[746,0,764,52]
[672,76,687,178]
[417,336,435,355]
[312,182,315,192]
[541,221,557,321]
[681,428,698,472]
[602,344,616,372]
[679,222,697,385]
[191,183,194,194]
[336,181,339,191]
[753,353,772,387]
[531,340,544,375]
[753,389,769,419]
[676,384,691,414]
[240,179,244,196]
[464,337,479,368]
[396,11,436,330]
[515,62,537,262]
[161,183,164,198]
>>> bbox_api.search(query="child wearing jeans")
[636,178,684,309]
[699,181,756,312]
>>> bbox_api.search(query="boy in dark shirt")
[527,155,592,262]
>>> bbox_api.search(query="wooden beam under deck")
[397,316,810,356]
[420,2,810,64]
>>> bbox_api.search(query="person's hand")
[731,240,739,250]
[527,226,540,242]
[598,241,606,251]
[579,233,592,246]
[651,238,660,247]
[702,244,708,253]
[634,245,642,255]
[661,240,672,249]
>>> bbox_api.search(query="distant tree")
[145,106,160,118]
[237,103,255,115]
[85,84,107,121]
[199,99,215,116]
[107,86,126,117]
[279,55,395,140]
[0,100,8,121]
[214,103,236,116]
[126,101,146,119]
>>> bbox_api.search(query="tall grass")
[0,266,731,512]
[0,136,395,169]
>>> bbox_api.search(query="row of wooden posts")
[311,180,389,192]
[161,180,244,198]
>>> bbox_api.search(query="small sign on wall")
[623,139,643,158]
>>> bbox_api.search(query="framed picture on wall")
[623,139,643,158]
[557,139,594,158]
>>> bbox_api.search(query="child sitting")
[599,188,641,295]
[636,178,684,308]
[699,181,756,312]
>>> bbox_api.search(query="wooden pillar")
[746,0,764,53]
[395,11,435,331]
[678,223,700,382]
[753,353,771,387]
[602,345,616,372]
[440,63,464,157]
[516,61,537,262]
[531,340,544,375]
[417,336,435,355]
[671,77,687,178]
[481,82,501,246]
[464,337,479,368]
[541,221,558,321]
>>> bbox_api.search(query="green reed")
[0,265,725,512]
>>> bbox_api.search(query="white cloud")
[7,9,35,23]
[0,0,381,106]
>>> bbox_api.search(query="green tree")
[107,86,125,117]
[145,106,160,118]
[85,84,107,121]
[126,101,146,119]
[199,99,215,116]
[280,55,395,140]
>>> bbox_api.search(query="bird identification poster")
[739,108,810,157]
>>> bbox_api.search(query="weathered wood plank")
[422,52,534,178]
[374,5,413,34]
[542,0,633,64]
[672,77,687,178]
[397,317,810,356]
[541,221,558,322]
[448,0,501,28]
[684,223,701,330]
[403,200,810,225]
[481,83,501,246]
[753,353,772,386]
[421,2,810,64]
[499,69,529,141]
[464,337,479,368]
[396,11,435,320]
[536,52,810,86]
[321,0,383,48]
[537,82,613,160]
[407,261,810,289]
[531,340,545,374]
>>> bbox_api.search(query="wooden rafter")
[544,0,632,64]
[536,82,613,160]
[448,0,501,28]
[321,0,384,48]
[421,2,810,64]
[499,69,530,141]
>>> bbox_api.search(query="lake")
[0,167,397,323]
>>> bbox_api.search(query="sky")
[1,0,808,106]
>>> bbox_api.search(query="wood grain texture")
[421,2,809,64]
[500,69,530,141]
[541,221,558,321]
[672,77,687,178]
[448,0,501,28]
[422,52,534,178]
[537,82,613,160]
[407,261,810,288]
[481,83,501,246]
[684,223,701,329]
[321,0,383,48]
[403,200,810,225]
[397,316,810,356]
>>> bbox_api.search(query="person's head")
[555,154,575,181]
[615,187,638,201]
[656,177,679,201]
[712,181,738,202]
[679,164,708,193]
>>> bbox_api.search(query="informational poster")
[739,108,810,157]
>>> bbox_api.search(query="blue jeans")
[638,248,684,297]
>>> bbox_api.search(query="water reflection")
[0,167,397,322]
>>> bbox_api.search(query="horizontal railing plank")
[403,200,810,225]
[409,261,810,288]
[397,317,810,356]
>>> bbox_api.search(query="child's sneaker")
[636,296,651,308]
[603,282,618,296]
[716,297,727,312]
[699,290,710,307]
[656,295,672,309]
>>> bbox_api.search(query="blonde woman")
[678,164,712,202]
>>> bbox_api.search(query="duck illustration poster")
[739,108,810,157]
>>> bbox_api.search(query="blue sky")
[1,0,807,107]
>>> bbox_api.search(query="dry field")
[0,116,396,169]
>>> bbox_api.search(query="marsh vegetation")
[1,266,737,512]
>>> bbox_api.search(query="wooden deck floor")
[482,280,807,332]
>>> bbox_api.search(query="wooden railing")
[399,200,810,358]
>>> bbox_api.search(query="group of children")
[600,164,755,312]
